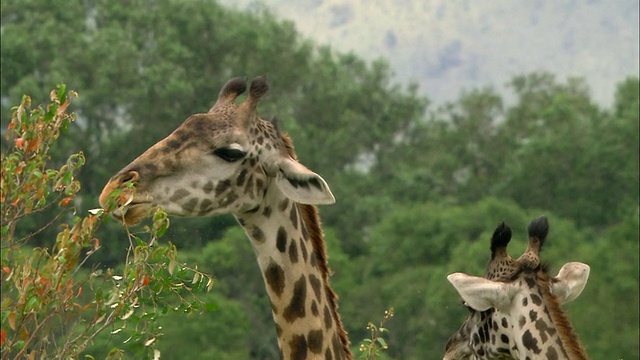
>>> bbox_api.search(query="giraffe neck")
[236,190,351,360]
[533,270,589,360]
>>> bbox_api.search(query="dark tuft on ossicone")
[527,216,549,243]
[249,75,269,100]
[219,77,247,98]
[490,222,512,254]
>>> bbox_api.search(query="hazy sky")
[221,0,639,107]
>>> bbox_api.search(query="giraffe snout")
[99,170,140,210]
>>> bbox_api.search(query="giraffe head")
[99,76,334,224]
[443,216,590,359]
[99,76,352,359]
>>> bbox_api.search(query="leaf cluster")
[1,88,214,359]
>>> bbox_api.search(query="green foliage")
[1,88,214,359]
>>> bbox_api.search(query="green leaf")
[58,84,67,104]
[25,296,38,311]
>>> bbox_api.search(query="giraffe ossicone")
[444,216,590,360]
[99,76,351,360]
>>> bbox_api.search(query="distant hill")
[220,0,639,107]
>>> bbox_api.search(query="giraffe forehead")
[148,116,252,160]
[485,258,520,281]
[176,113,243,144]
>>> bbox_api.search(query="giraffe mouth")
[112,201,154,225]
[107,192,155,226]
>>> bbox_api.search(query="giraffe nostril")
[121,170,140,184]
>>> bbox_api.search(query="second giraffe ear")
[275,158,335,205]
[447,273,520,312]
[551,262,590,304]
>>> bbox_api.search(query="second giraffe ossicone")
[99,76,352,360]
[444,216,591,360]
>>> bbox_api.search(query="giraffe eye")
[214,148,246,162]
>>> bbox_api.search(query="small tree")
[1,86,214,359]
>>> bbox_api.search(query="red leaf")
[26,137,41,153]
[60,197,73,207]
[57,100,70,116]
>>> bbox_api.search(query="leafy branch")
[1,86,215,360]
[359,307,394,359]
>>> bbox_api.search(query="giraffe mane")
[280,131,352,357]
[299,203,352,356]
[280,131,297,160]
[535,266,590,360]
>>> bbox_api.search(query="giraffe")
[443,216,590,360]
[99,76,352,360]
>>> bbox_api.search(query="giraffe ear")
[275,157,335,205]
[551,262,590,304]
[447,273,519,312]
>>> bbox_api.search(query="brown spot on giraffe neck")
[251,225,266,243]
[546,346,560,360]
[522,329,542,354]
[288,240,299,263]
[283,275,307,322]
[289,334,308,359]
[276,226,287,253]
[324,305,333,330]
[299,238,308,262]
[290,206,299,230]
[307,329,324,354]
[264,260,285,297]
[278,198,289,212]
[309,274,322,301]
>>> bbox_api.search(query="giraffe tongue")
[111,195,134,219]
[112,207,127,219]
